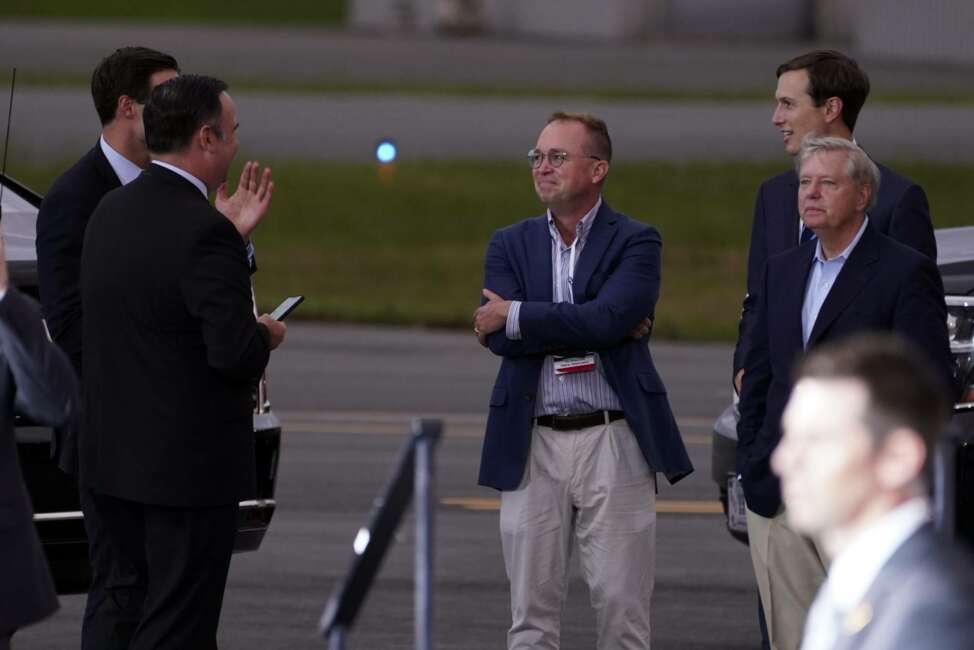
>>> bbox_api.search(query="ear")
[855,182,872,212]
[116,95,139,121]
[591,160,609,184]
[875,428,926,491]
[823,96,844,125]
[197,123,218,153]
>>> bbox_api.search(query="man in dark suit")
[36,48,272,649]
[736,136,952,650]
[772,335,974,650]
[0,229,80,649]
[734,50,936,394]
[473,112,692,649]
[37,46,179,379]
[80,74,286,649]
[35,47,179,650]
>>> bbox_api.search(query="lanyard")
[555,236,579,304]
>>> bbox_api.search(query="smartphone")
[269,295,304,321]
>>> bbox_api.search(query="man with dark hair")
[37,46,178,379]
[773,334,974,650]
[736,136,952,650]
[80,74,286,649]
[474,112,691,649]
[35,46,178,650]
[733,50,936,393]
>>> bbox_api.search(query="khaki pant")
[746,507,828,650]
[500,420,657,650]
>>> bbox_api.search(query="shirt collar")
[547,196,602,246]
[824,497,931,611]
[814,216,869,264]
[99,136,143,186]
[150,160,209,199]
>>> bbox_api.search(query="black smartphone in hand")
[269,295,304,321]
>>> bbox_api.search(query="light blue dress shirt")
[801,218,869,347]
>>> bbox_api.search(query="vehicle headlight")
[946,296,974,406]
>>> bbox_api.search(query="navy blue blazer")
[478,202,692,491]
[736,225,951,517]
[36,143,121,376]
[734,162,936,373]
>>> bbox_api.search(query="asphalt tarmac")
[7,87,974,167]
[17,323,759,649]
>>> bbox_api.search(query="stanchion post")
[412,418,442,650]
[328,625,346,650]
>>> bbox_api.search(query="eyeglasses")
[527,149,602,169]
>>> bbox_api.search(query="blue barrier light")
[376,140,398,164]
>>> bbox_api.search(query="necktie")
[800,225,816,244]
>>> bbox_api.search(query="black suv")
[712,226,974,543]
[2,172,282,592]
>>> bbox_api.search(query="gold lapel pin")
[843,602,873,635]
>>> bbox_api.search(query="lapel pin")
[843,601,873,636]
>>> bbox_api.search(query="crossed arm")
[473,227,659,357]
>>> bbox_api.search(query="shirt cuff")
[506,300,522,340]
[246,241,255,265]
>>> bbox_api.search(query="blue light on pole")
[375,139,398,164]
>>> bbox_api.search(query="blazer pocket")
[489,385,508,407]
[637,371,667,395]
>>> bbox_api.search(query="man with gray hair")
[736,135,952,649]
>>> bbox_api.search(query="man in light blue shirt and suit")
[473,112,692,650]
[737,135,952,650]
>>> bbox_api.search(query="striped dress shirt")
[506,198,623,416]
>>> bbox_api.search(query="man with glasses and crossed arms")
[473,112,692,649]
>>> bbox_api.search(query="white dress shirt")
[100,136,143,186]
[800,498,931,650]
[150,160,209,198]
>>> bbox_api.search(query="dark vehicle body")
[712,226,974,543]
[1,172,282,593]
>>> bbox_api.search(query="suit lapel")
[807,225,880,346]
[526,215,553,302]
[779,171,801,247]
[835,525,934,648]
[780,243,816,351]
[571,201,619,304]
[90,142,123,191]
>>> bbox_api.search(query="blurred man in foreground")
[773,335,974,650]
[80,75,286,649]
[0,226,80,649]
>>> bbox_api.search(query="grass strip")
[8,159,972,341]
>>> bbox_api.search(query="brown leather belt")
[535,410,625,431]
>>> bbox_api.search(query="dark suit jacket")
[736,225,951,517]
[832,525,974,650]
[80,165,270,508]
[734,163,936,374]
[0,288,80,629]
[36,143,120,376]
[478,202,692,490]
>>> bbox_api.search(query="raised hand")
[216,161,274,240]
